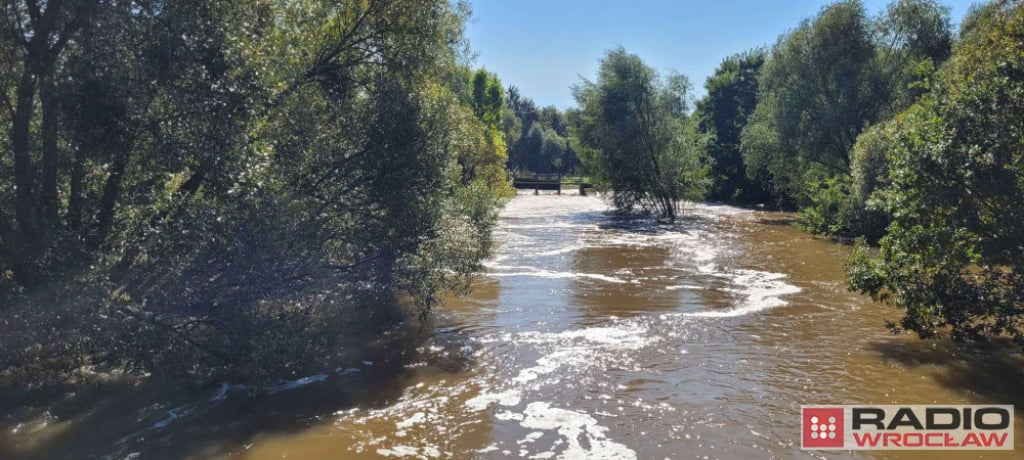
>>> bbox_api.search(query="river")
[4,191,1022,459]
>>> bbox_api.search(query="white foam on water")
[479,322,654,351]
[518,402,637,460]
[504,222,600,230]
[513,350,575,384]
[395,412,426,430]
[687,202,752,217]
[486,268,627,284]
[332,372,473,457]
[542,325,650,348]
[458,319,654,456]
[597,233,660,247]
[686,269,801,318]
[500,193,611,220]
[519,431,545,445]
[697,263,718,273]
[266,373,328,394]
[464,389,523,411]
[665,284,702,291]
[376,446,419,457]
[321,195,790,458]
[482,262,543,271]
[478,321,655,393]
[496,411,525,421]
[590,229,725,275]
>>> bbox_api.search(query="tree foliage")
[504,86,579,174]
[0,0,512,387]
[572,48,706,219]
[695,50,769,203]
[847,0,1024,346]
[740,0,951,224]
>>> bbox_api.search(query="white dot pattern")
[810,416,838,438]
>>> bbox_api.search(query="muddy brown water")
[3,191,1022,459]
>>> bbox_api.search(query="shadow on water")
[753,217,797,228]
[868,338,1024,408]
[594,208,718,232]
[0,308,479,460]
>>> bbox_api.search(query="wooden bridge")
[511,173,593,195]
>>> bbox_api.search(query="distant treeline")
[572,0,1024,348]
[502,86,581,174]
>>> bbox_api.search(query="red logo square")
[802,407,844,448]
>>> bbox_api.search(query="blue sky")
[464,0,977,109]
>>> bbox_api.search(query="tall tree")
[848,0,1024,346]
[0,0,514,386]
[695,50,769,203]
[741,0,878,205]
[504,87,578,173]
[740,0,952,212]
[572,48,706,219]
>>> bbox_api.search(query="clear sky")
[464,0,977,109]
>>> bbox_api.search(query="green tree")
[504,88,579,174]
[741,0,878,205]
[472,68,504,126]
[847,0,1024,346]
[572,48,706,219]
[695,50,769,203]
[742,0,952,228]
[0,0,513,388]
[539,125,568,173]
[844,120,896,240]
[873,0,953,111]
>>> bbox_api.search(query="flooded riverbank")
[4,191,1022,459]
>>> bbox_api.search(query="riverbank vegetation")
[708,0,1024,347]
[846,0,1024,347]
[0,0,516,395]
[571,0,1023,346]
[3,0,1022,406]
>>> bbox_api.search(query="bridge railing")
[510,172,593,194]
[510,173,590,184]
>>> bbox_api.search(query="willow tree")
[694,50,768,204]
[1,0,513,387]
[572,48,706,219]
[847,0,1024,347]
[739,0,879,206]
[740,0,952,210]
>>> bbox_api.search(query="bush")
[796,174,850,235]
[847,0,1024,346]
[844,121,895,241]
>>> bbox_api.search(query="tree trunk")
[10,69,38,236]
[40,73,61,228]
[67,148,85,230]
[94,147,128,248]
